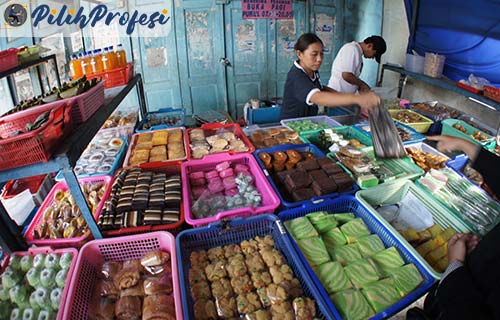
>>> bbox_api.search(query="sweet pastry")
[284,217,318,240]
[115,296,142,320]
[340,218,371,243]
[344,259,380,288]
[331,289,375,320]
[273,151,287,164]
[314,261,352,293]
[296,237,330,267]
[152,130,168,146]
[361,279,401,313]
[143,294,175,320]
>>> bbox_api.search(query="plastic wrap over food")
[369,106,407,159]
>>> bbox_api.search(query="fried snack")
[137,133,153,144]
[168,129,183,143]
[194,299,218,320]
[113,261,140,290]
[273,151,287,164]
[120,280,144,297]
[94,280,119,299]
[141,250,170,268]
[99,261,122,279]
[89,297,115,320]
[258,152,272,167]
[143,273,173,295]
[115,296,142,320]
[286,150,302,164]
[152,130,168,146]
[143,294,176,320]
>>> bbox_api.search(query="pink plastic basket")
[122,127,188,168]
[24,175,112,248]
[5,247,78,320]
[182,153,280,227]
[63,231,182,320]
[0,48,19,72]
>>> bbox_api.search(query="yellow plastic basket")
[389,109,434,133]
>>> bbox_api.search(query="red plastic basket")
[1,175,47,198]
[63,231,183,320]
[3,247,78,320]
[101,163,185,237]
[24,175,112,248]
[0,48,19,72]
[185,122,255,160]
[87,62,134,88]
[122,127,188,168]
[484,85,500,103]
[457,81,483,95]
[0,104,73,171]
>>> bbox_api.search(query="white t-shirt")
[327,41,363,93]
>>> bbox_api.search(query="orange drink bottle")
[69,53,83,79]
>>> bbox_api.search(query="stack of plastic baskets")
[63,231,183,319]
[176,214,332,319]
[278,195,435,319]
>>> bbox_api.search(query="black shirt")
[280,61,323,120]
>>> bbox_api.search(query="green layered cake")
[371,247,405,276]
[334,213,356,224]
[344,259,380,288]
[285,217,318,240]
[390,264,423,296]
[356,234,385,258]
[340,218,371,243]
[331,289,375,320]
[306,211,328,222]
[361,279,401,313]
[310,215,338,234]
[297,237,331,267]
[322,228,347,250]
[314,261,352,293]
[332,244,362,266]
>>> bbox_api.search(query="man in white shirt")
[328,35,387,93]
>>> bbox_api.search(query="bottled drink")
[115,44,127,68]
[108,45,118,69]
[81,52,92,76]
[69,53,83,79]
[102,47,116,71]
[93,49,104,73]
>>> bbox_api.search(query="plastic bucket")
[405,54,425,74]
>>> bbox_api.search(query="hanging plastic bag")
[369,104,407,159]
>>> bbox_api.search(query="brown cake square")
[284,169,312,191]
[308,169,328,181]
[292,188,316,202]
[296,159,319,171]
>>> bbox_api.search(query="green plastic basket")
[356,180,473,279]
[441,119,495,147]
[299,126,373,153]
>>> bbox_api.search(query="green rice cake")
[322,228,347,251]
[371,247,405,276]
[344,259,380,289]
[314,261,353,293]
[334,213,356,224]
[340,218,371,243]
[331,289,375,320]
[361,279,401,313]
[332,244,362,266]
[284,217,318,240]
[310,215,338,234]
[356,234,385,258]
[390,264,423,296]
[296,237,331,267]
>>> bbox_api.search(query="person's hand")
[426,135,480,160]
[448,233,478,263]
[356,91,380,113]
[359,83,371,93]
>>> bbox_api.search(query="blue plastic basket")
[247,106,282,125]
[55,139,128,181]
[278,196,436,320]
[253,143,359,209]
[355,122,425,145]
[176,214,332,319]
[445,154,468,172]
[136,108,186,132]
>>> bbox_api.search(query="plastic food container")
[278,195,435,318]
[356,180,473,279]
[355,122,426,145]
[423,52,446,78]
[405,53,425,74]
[176,214,332,319]
[87,62,134,88]
[404,142,451,172]
[389,109,434,133]
[441,119,495,147]
[281,115,341,132]
[63,231,183,320]
[484,85,500,103]
[299,126,373,153]
[24,175,112,248]
[137,107,186,132]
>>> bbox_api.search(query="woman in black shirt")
[281,33,380,120]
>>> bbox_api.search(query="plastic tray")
[299,126,373,152]
[0,48,19,72]
[24,175,112,248]
[100,163,185,237]
[123,127,188,167]
[405,101,462,134]
[281,115,341,132]
[182,152,280,227]
[355,121,426,145]
[278,195,436,319]
[176,214,331,319]
[87,62,134,88]
[404,142,450,171]
[4,247,79,320]
[484,85,500,103]
[253,143,359,209]
[63,231,182,320]
[55,138,127,181]
[441,119,495,147]
[136,107,186,132]
[457,81,483,95]
[185,123,255,160]
[457,114,497,136]
[356,180,473,279]
[389,109,434,133]
[0,104,73,171]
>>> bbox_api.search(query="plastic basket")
[136,107,186,132]
[405,101,462,134]
[404,142,450,171]
[247,106,281,125]
[101,163,185,237]
[176,214,332,319]
[55,138,127,181]
[24,175,112,248]
[281,115,341,132]
[87,62,134,88]
[457,114,496,136]
[254,143,358,209]
[441,119,495,147]
[484,85,500,103]
[278,195,436,319]
[4,247,78,320]
[0,48,19,72]
[17,46,40,64]
[63,231,182,320]
[185,123,255,160]
[0,104,73,171]
[355,180,473,279]
[244,125,305,149]
[355,122,425,145]
[123,127,188,167]
[445,154,468,172]
[1,174,54,206]
[182,152,280,227]
[299,126,373,153]
[389,109,434,133]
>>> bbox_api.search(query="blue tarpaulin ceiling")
[404,0,500,86]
